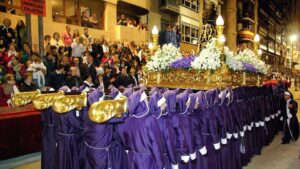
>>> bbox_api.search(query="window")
[181,23,199,44]
[52,0,104,30]
[180,0,199,12]
[0,0,24,16]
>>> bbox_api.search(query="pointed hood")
[188,93,197,113]
[195,91,207,110]
[149,91,164,118]
[123,87,133,97]
[128,89,149,116]
[88,88,104,105]
[149,86,159,95]
[109,87,120,99]
[176,89,190,113]
[163,89,177,114]
[59,86,71,93]
[205,89,219,107]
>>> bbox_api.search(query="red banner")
[21,0,46,16]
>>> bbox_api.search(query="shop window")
[52,0,104,29]
[181,23,199,44]
[0,0,24,16]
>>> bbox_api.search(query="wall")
[116,25,148,42]
[119,0,150,11]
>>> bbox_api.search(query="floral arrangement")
[191,38,221,71]
[145,44,182,71]
[224,46,244,71]
[236,48,269,74]
[170,55,195,69]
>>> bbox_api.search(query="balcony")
[160,0,180,14]
[116,25,148,42]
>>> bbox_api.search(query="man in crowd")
[46,64,66,90]
[115,66,130,89]
[19,73,37,91]
[66,66,82,89]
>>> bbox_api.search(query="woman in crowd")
[8,56,26,84]
[20,42,32,64]
[44,34,51,54]
[27,52,47,89]
[3,43,18,67]
[14,19,27,50]
[50,32,64,49]
[72,29,80,40]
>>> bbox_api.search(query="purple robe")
[83,88,128,169]
[122,90,165,169]
[149,90,179,169]
[173,89,195,169]
[41,107,58,169]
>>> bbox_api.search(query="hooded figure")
[122,90,165,169]
[54,86,83,169]
[282,91,299,144]
[173,89,195,169]
[83,87,128,169]
[149,90,179,169]
[41,101,58,169]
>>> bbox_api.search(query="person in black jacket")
[82,56,97,83]
[128,67,139,86]
[91,38,103,66]
[46,64,66,90]
[103,66,115,89]
[0,18,15,48]
[115,67,130,89]
[66,66,82,89]
[19,73,37,92]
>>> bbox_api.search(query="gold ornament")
[11,90,39,107]
[89,96,128,123]
[52,92,87,114]
[32,91,64,110]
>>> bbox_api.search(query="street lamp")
[151,26,159,47]
[254,34,260,57]
[290,34,298,68]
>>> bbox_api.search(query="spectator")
[115,67,130,89]
[20,42,32,64]
[3,43,18,67]
[14,19,27,50]
[102,39,109,55]
[71,37,85,58]
[1,74,19,105]
[50,32,64,49]
[61,55,70,75]
[57,46,68,62]
[44,46,58,75]
[0,18,15,48]
[103,66,115,89]
[91,38,103,66]
[0,37,5,65]
[81,27,93,45]
[19,73,37,92]
[44,34,51,54]
[127,19,134,28]
[81,11,89,27]
[61,25,73,47]
[117,14,127,26]
[72,29,80,40]
[72,57,85,78]
[8,56,26,84]
[66,66,82,89]
[27,52,46,89]
[82,56,97,82]
[96,73,104,90]
[89,12,99,28]
[46,64,66,90]
[128,67,139,86]
[82,74,95,89]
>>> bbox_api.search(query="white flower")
[236,48,269,74]
[191,38,221,71]
[224,46,244,71]
[146,44,182,71]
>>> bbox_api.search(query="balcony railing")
[160,0,179,14]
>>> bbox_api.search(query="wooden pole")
[38,16,44,57]
[25,14,32,48]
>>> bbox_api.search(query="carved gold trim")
[145,66,264,90]
[89,96,128,123]
[32,91,64,110]
[11,90,39,107]
[52,92,87,114]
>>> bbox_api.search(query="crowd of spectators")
[0,18,150,106]
[117,14,148,31]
